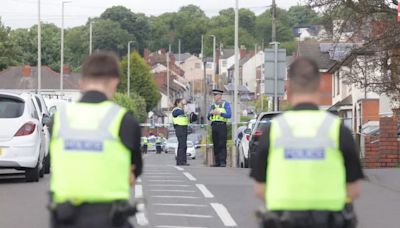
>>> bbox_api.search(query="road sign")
[264,48,287,96]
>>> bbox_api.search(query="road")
[0,152,399,228]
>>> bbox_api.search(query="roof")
[292,25,323,37]
[227,54,252,70]
[224,83,251,93]
[328,95,353,111]
[0,66,80,90]
[174,53,192,62]
[297,40,336,70]
[220,49,235,59]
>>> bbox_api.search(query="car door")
[34,96,50,157]
[31,97,45,161]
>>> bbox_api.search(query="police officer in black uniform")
[48,52,143,228]
[250,58,364,228]
[208,89,232,167]
[172,98,190,166]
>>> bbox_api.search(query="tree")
[287,5,320,27]
[255,8,295,44]
[307,0,400,105]
[113,92,147,122]
[0,18,18,70]
[101,6,150,53]
[119,51,160,112]
[65,26,88,71]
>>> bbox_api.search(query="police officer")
[49,52,143,228]
[142,137,148,154]
[208,89,231,167]
[172,98,189,166]
[250,58,364,228]
[156,136,162,154]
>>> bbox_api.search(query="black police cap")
[212,89,224,94]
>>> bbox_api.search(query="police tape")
[139,122,251,127]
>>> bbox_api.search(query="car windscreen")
[0,96,25,118]
[257,114,279,130]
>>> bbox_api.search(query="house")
[178,55,205,94]
[293,25,329,41]
[0,65,81,101]
[242,50,264,95]
[218,48,235,79]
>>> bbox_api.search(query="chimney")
[22,65,31,78]
[63,64,71,76]
[170,53,176,66]
[240,45,247,59]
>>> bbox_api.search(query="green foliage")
[287,5,320,28]
[113,92,147,122]
[119,51,160,112]
[0,18,18,70]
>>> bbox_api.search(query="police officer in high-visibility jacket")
[250,58,364,228]
[172,98,189,166]
[49,52,142,228]
[207,89,231,167]
[142,137,148,154]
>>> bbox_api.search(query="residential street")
[0,152,399,228]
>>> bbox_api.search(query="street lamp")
[233,0,239,167]
[37,0,41,91]
[127,40,134,97]
[210,35,216,89]
[89,21,94,55]
[60,1,71,93]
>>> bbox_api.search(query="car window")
[0,96,25,118]
[257,114,279,130]
[30,100,39,120]
[34,96,43,113]
[187,141,194,147]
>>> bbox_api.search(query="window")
[0,97,24,118]
[222,60,227,67]
[195,63,201,69]
[333,73,336,97]
[336,72,340,95]
[30,100,39,120]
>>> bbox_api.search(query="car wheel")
[44,153,50,174]
[25,160,40,182]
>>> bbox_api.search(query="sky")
[1,0,304,29]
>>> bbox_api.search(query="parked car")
[165,137,178,153]
[174,141,196,160]
[32,94,51,174]
[0,92,49,182]
[238,119,257,168]
[188,133,201,148]
[248,112,281,168]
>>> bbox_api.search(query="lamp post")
[210,35,216,89]
[127,41,134,97]
[89,21,94,55]
[60,1,71,93]
[37,0,41,92]
[232,0,239,167]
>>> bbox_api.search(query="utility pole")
[233,0,239,167]
[178,39,181,64]
[37,0,41,92]
[60,1,71,94]
[271,0,279,111]
[210,35,216,89]
[200,35,204,58]
[127,41,134,97]
[203,58,208,163]
[167,44,171,116]
[89,21,94,55]
[272,0,277,43]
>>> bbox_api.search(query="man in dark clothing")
[207,89,231,167]
[250,58,364,228]
[49,52,142,228]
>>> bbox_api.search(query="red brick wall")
[363,116,400,168]
[319,72,332,106]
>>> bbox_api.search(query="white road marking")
[150,190,196,193]
[153,203,208,207]
[195,184,214,198]
[135,185,143,198]
[152,196,199,199]
[156,226,207,228]
[149,184,191,187]
[183,172,197,181]
[135,203,149,226]
[210,203,237,227]
[149,180,184,182]
[145,175,180,178]
[156,213,212,218]
[173,166,184,171]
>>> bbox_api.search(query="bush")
[113,92,147,122]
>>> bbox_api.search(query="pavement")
[0,152,399,228]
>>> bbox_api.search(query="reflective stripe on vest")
[210,102,228,122]
[267,110,346,211]
[50,102,130,204]
[172,107,189,126]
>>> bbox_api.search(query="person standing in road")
[172,98,189,166]
[250,58,364,228]
[142,136,148,154]
[49,52,142,228]
[208,89,231,167]
[156,136,162,154]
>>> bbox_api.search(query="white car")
[32,94,51,174]
[238,119,257,168]
[174,141,196,160]
[165,137,178,153]
[0,92,49,182]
